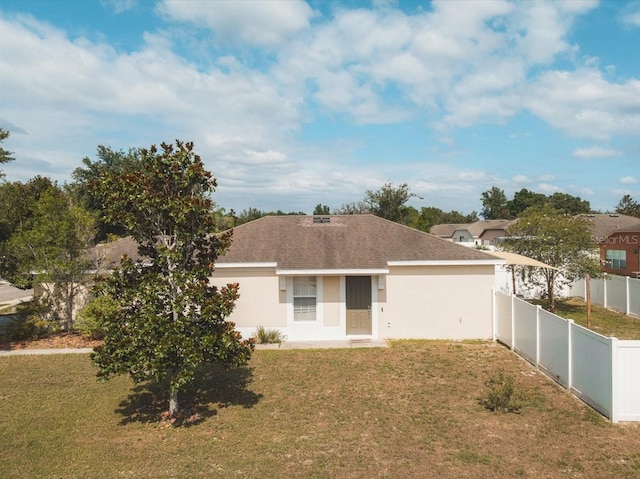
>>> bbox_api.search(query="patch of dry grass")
[547,298,640,339]
[1,342,640,478]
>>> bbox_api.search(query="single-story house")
[430,219,514,247]
[211,215,503,341]
[600,223,640,278]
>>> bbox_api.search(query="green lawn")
[542,298,640,339]
[2,342,640,478]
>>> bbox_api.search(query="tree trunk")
[169,386,179,417]
[66,283,74,332]
[547,273,555,311]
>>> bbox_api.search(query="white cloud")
[537,182,560,193]
[458,171,487,181]
[619,2,640,27]
[100,0,136,14]
[537,174,556,182]
[0,12,308,200]
[511,174,532,183]
[526,69,640,140]
[155,0,605,131]
[568,185,595,197]
[0,0,635,214]
[158,0,315,48]
[572,146,624,158]
[619,176,638,184]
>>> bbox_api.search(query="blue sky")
[1,0,640,215]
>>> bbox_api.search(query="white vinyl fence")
[570,275,640,317]
[494,291,640,422]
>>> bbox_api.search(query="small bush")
[3,314,60,342]
[1,300,60,342]
[481,368,523,413]
[75,296,117,340]
[252,326,286,345]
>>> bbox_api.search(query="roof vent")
[313,217,331,224]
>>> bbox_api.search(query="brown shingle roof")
[581,214,640,242]
[429,223,471,237]
[218,215,497,270]
[430,220,513,239]
[606,223,640,234]
[467,219,514,238]
[86,236,142,267]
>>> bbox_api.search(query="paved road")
[0,282,33,304]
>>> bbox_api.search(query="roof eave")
[387,260,503,266]
[276,268,390,276]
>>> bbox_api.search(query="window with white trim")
[606,249,626,270]
[293,276,316,322]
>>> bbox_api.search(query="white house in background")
[430,219,514,247]
[211,215,503,341]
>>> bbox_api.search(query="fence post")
[492,288,496,342]
[536,305,541,368]
[611,337,619,423]
[510,294,515,351]
[603,275,608,309]
[568,319,573,390]
[626,276,630,316]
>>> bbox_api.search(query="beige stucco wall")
[212,264,495,341]
[379,265,494,340]
[323,276,341,327]
[211,268,286,329]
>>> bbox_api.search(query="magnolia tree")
[89,141,253,417]
[504,205,600,311]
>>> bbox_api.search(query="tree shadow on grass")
[116,364,262,427]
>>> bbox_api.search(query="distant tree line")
[479,186,593,220]
[238,182,478,233]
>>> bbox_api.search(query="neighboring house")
[430,223,473,243]
[581,213,640,245]
[600,224,640,278]
[430,220,513,247]
[211,215,503,341]
[580,213,640,277]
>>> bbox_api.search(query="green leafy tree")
[504,205,599,311]
[68,146,143,240]
[333,201,370,215]
[507,189,547,217]
[4,186,96,329]
[236,207,266,225]
[313,203,331,215]
[547,192,591,215]
[0,176,56,248]
[0,128,14,177]
[271,210,306,216]
[365,182,420,223]
[90,140,253,417]
[615,194,640,218]
[1,177,69,286]
[481,186,510,219]
[405,206,477,232]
